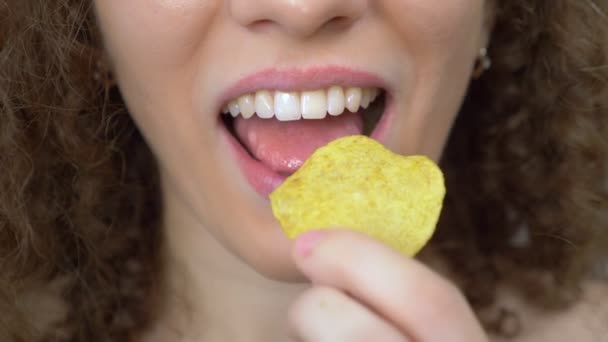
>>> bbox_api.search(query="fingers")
[289,285,409,342]
[292,229,487,342]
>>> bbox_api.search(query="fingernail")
[295,231,326,257]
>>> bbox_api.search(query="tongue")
[234,112,363,173]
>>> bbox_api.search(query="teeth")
[327,86,345,116]
[301,90,327,119]
[361,88,371,109]
[228,100,240,117]
[238,94,255,119]
[371,88,379,100]
[345,87,362,112]
[274,91,301,121]
[223,86,381,120]
[255,90,274,119]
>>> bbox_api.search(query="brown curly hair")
[1,0,607,341]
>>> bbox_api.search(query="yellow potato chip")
[269,135,445,256]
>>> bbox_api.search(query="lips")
[217,66,394,197]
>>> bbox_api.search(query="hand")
[288,229,488,342]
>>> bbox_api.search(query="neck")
[146,179,307,342]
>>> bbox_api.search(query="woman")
[1,1,607,341]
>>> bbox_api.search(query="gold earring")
[472,47,492,79]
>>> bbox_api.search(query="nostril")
[248,19,276,33]
[325,16,352,31]
[248,16,351,35]
[330,16,350,25]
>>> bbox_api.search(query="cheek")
[380,0,484,159]
[94,0,220,73]
[382,0,484,48]
[94,0,223,158]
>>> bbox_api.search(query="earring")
[472,47,492,79]
[93,54,116,89]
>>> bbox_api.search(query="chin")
[234,221,308,282]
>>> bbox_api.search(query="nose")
[230,0,368,38]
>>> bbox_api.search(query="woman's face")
[95,0,490,280]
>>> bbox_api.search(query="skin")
[93,0,607,341]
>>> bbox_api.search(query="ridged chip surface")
[270,135,445,256]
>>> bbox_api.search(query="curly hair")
[437,1,608,334]
[0,0,607,341]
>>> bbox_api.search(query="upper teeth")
[222,86,381,121]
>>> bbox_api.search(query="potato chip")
[269,135,445,256]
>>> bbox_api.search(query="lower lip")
[220,94,395,198]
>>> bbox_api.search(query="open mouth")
[218,85,390,196]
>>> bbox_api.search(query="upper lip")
[217,65,390,112]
